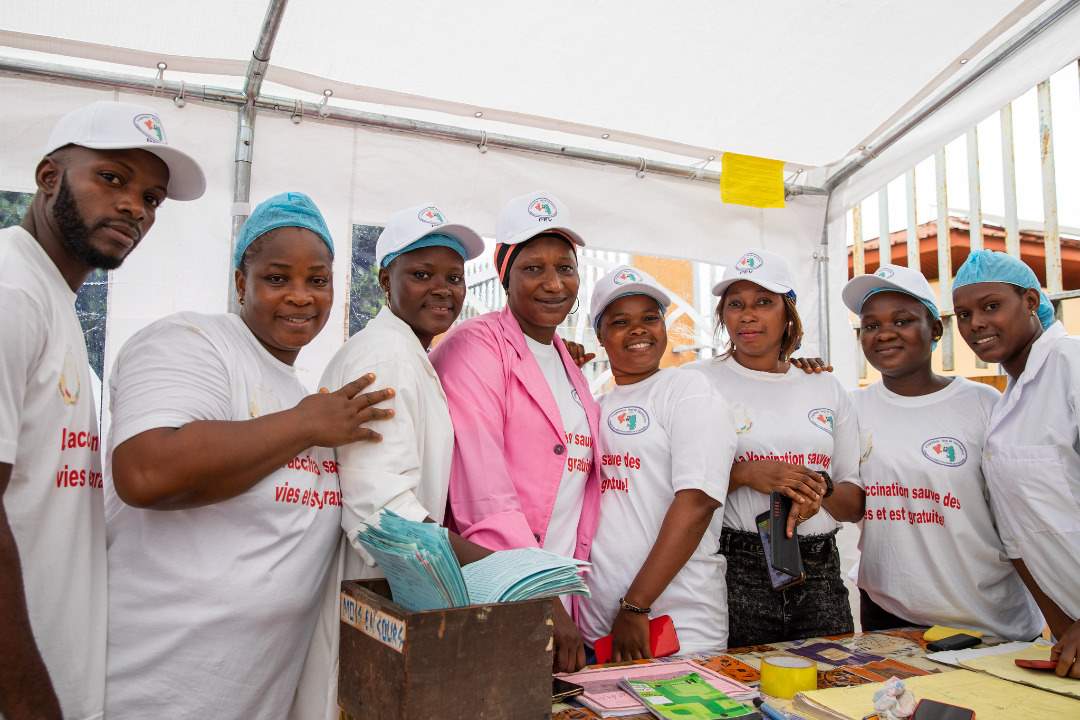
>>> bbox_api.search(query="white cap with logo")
[44,101,206,201]
[842,263,937,314]
[590,265,671,334]
[711,248,797,298]
[496,191,585,247]
[374,203,485,268]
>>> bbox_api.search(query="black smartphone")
[911,699,975,720]
[926,633,981,652]
[768,492,804,577]
[756,511,805,591]
[552,677,584,701]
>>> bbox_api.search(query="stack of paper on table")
[956,642,1080,700]
[793,669,1078,720]
[556,660,756,717]
[355,510,589,612]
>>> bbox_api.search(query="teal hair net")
[234,192,334,269]
[953,250,1054,329]
[380,233,468,269]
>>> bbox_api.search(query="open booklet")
[620,673,760,719]
[354,509,590,612]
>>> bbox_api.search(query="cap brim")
[710,276,792,297]
[76,141,207,201]
[842,275,905,314]
[423,223,486,260]
[504,224,585,248]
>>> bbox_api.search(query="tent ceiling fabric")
[1,0,1042,167]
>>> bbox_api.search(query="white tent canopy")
[2,0,1079,387]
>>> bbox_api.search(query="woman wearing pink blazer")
[430,191,602,672]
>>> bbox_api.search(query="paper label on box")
[340,593,406,653]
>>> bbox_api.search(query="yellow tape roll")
[759,655,817,699]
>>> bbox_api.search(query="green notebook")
[619,672,760,719]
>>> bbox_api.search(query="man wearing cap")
[0,101,204,719]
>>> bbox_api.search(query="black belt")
[718,527,838,559]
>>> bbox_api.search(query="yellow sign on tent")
[720,152,786,208]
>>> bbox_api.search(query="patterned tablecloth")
[552,626,983,719]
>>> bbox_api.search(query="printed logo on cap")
[417,206,446,226]
[921,437,967,467]
[735,252,763,275]
[612,268,641,286]
[875,267,895,279]
[133,113,166,144]
[607,406,650,435]
[528,197,557,222]
[808,407,835,435]
[57,348,81,406]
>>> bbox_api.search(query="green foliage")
[349,224,385,336]
[0,190,109,380]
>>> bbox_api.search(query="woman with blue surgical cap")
[320,204,493,569]
[843,264,1041,640]
[953,250,1080,678]
[103,192,394,719]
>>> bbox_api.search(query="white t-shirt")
[854,379,1043,639]
[580,369,736,654]
[0,226,105,720]
[104,312,341,720]
[525,335,593,559]
[686,355,862,535]
[982,322,1080,621]
[320,305,455,576]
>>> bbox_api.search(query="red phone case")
[1014,658,1057,671]
[592,614,680,665]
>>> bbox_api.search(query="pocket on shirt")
[992,445,1080,536]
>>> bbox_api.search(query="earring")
[238,297,244,306]
[1031,310,1037,317]
[570,298,581,315]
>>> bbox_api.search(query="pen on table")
[753,698,790,720]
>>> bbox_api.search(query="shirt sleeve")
[831,384,862,488]
[431,322,539,551]
[108,317,233,451]
[330,349,431,556]
[0,286,46,464]
[666,371,737,504]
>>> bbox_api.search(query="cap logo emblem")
[133,113,166,144]
[418,206,446,225]
[607,405,650,435]
[875,267,895,279]
[808,407,835,434]
[612,269,640,285]
[921,437,967,467]
[528,197,557,222]
[735,252,763,274]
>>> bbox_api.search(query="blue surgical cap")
[234,192,334,269]
[379,233,468,269]
[953,250,1055,329]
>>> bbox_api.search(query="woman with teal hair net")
[840,264,1041,640]
[952,249,1080,679]
[103,192,395,718]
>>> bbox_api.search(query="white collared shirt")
[982,322,1080,620]
[320,305,456,575]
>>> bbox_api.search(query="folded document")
[355,510,590,612]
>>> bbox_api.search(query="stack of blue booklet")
[355,510,590,612]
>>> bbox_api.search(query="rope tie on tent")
[318,89,333,118]
[636,157,648,178]
[173,80,187,108]
[477,130,488,154]
[689,155,715,180]
[291,100,303,125]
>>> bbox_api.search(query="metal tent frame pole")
[229,0,290,312]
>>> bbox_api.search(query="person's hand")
[1051,618,1080,678]
[551,598,586,673]
[610,610,652,662]
[790,357,833,374]
[735,461,826,507]
[788,492,823,538]
[295,373,395,447]
[564,341,596,368]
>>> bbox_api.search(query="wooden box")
[338,579,554,719]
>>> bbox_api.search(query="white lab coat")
[289,305,457,719]
[983,322,1080,621]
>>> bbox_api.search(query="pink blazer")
[430,306,602,562]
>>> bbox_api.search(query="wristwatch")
[821,470,834,498]
[619,597,651,614]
